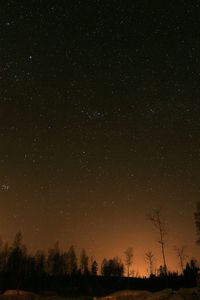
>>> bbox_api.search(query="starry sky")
[1,1,200,275]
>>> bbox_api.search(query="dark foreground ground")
[0,288,200,300]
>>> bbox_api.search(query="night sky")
[1,1,200,275]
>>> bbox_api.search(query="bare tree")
[148,208,167,274]
[194,202,200,244]
[124,247,133,277]
[174,245,187,273]
[145,251,155,276]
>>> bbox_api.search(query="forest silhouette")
[0,234,197,296]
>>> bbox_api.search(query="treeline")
[0,232,199,295]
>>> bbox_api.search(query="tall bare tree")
[145,251,155,276]
[148,208,167,274]
[174,245,187,273]
[124,247,133,277]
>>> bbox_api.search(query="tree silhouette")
[35,250,46,290]
[47,241,63,276]
[6,231,27,289]
[183,259,199,283]
[0,237,9,273]
[194,202,200,244]
[124,247,133,277]
[148,208,167,275]
[91,260,98,276]
[174,245,187,274]
[0,230,197,293]
[61,250,69,275]
[101,257,124,277]
[145,251,155,276]
[80,249,89,275]
[68,245,77,275]
[158,265,166,277]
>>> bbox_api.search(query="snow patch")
[96,288,200,300]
